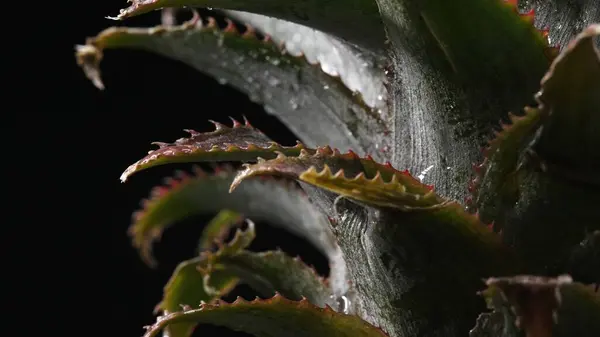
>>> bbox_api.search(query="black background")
[14,1,327,336]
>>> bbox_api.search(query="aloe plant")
[76,1,600,337]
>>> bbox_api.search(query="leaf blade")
[112,0,385,51]
[129,167,336,267]
[231,147,444,210]
[119,119,306,182]
[76,15,389,156]
[533,24,600,184]
[143,294,389,337]
[372,0,553,200]
[481,275,600,337]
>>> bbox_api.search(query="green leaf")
[231,147,445,210]
[481,275,600,337]
[324,198,516,337]
[197,209,242,252]
[564,230,599,286]
[470,107,544,228]
[219,11,393,159]
[129,166,337,268]
[470,26,600,274]
[371,0,552,201]
[76,14,389,156]
[119,118,306,182]
[143,294,389,337]
[230,147,520,337]
[160,219,333,337]
[111,0,385,51]
[157,220,254,337]
[533,24,600,184]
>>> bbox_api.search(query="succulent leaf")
[372,0,553,200]
[481,275,600,337]
[472,25,600,274]
[329,199,515,337]
[564,230,600,286]
[128,167,337,268]
[111,0,385,51]
[232,147,444,210]
[469,311,518,337]
[143,294,389,337]
[470,107,544,227]
[197,209,243,252]
[212,249,332,306]
[161,221,331,336]
[119,119,306,182]
[220,11,392,158]
[76,14,388,155]
[533,24,600,184]
[156,221,252,337]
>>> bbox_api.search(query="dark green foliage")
[77,1,599,337]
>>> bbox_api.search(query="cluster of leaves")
[76,1,600,337]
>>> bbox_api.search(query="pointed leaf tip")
[230,147,445,210]
[120,120,306,182]
[129,167,339,270]
[143,294,389,337]
[75,44,105,90]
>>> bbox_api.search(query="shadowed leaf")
[371,0,553,200]
[470,107,544,228]
[119,118,307,182]
[111,0,385,51]
[320,198,516,337]
[128,166,336,267]
[161,219,333,337]
[76,14,388,155]
[220,10,392,159]
[143,294,389,337]
[533,24,600,184]
[156,220,255,337]
[197,209,243,252]
[471,25,600,274]
[481,275,600,337]
[231,146,444,210]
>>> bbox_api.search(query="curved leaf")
[156,220,254,337]
[564,230,599,286]
[197,209,242,252]
[160,219,334,337]
[111,0,385,51]
[129,166,336,267]
[481,275,600,337]
[533,24,600,184]
[221,11,392,159]
[471,26,600,274]
[76,14,389,155]
[327,197,515,337]
[372,0,552,200]
[469,107,544,226]
[230,147,520,337]
[143,294,389,337]
[130,166,350,303]
[119,118,307,182]
[231,147,445,210]
[211,249,332,306]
